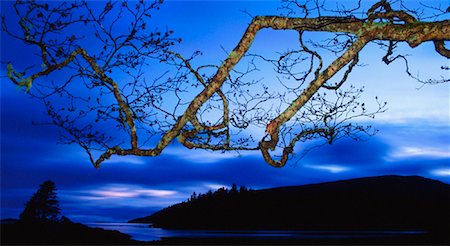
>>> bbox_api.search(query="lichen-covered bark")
[260,38,369,167]
[8,2,450,168]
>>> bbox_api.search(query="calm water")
[86,222,426,242]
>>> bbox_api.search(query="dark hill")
[130,175,449,235]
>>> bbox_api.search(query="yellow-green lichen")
[6,63,14,79]
[18,77,33,93]
[228,51,238,59]
[7,63,33,93]
[357,22,390,37]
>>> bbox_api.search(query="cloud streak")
[430,168,450,177]
[387,146,450,160]
[303,164,350,173]
[164,145,259,164]
[90,188,176,199]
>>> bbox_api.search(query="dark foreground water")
[86,222,427,242]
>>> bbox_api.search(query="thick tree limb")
[5,1,450,168]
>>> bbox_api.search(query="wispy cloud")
[84,184,177,199]
[164,146,257,164]
[104,156,147,165]
[59,184,184,211]
[90,189,175,199]
[430,168,450,177]
[386,146,450,161]
[303,164,350,173]
[205,183,230,190]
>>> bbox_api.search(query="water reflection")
[86,222,426,242]
[86,223,162,241]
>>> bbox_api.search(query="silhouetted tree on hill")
[230,184,238,195]
[138,175,450,241]
[19,180,61,223]
[185,184,251,204]
[3,181,140,244]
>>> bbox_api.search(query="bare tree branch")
[3,0,449,168]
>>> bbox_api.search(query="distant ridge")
[130,175,449,235]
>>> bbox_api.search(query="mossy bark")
[9,12,450,168]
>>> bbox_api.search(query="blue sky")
[1,0,449,222]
